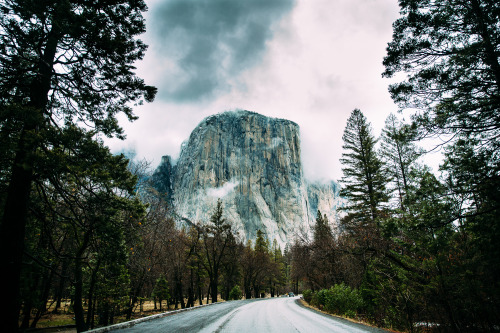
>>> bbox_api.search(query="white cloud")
[106,0,418,181]
[268,137,283,150]
[206,180,239,198]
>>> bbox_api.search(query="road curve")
[113,297,388,333]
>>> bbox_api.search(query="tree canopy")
[339,108,388,226]
[383,0,500,154]
[0,0,156,330]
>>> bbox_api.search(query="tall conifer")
[339,109,388,228]
[380,113,422,211]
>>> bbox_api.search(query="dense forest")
[1,0,499,332]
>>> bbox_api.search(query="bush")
[325,283,364,316]
[302,289,313,303]
[229,285,242,300]
[315,289,330,308]
[310,283,364,317]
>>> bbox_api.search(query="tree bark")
[0,24,60,331]
[0,128,35,331]
[74,231,91,332]
[73,257,87,333]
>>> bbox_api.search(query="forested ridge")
[1,0,499,332]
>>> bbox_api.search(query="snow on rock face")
[153,110,341,247]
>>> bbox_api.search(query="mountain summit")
[153,110,341,246]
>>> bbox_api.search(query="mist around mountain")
[152,110,342,246]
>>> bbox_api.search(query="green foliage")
[367,0,500,330]
[313,210,333,245]
[153,276,170,302]
[210,199,226,228]
[383,0,500,152]
[200,199,234,303]
[0,0,156,329]
[339,108,388,227]
[379,113,422,211]
[229,285,242,300]
[309,284,363,318]
[360,257,427,331]
[302,289,313,303]
[383,4,500,327]
[0,0,157,134]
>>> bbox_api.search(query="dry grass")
[31,298,221,331]
[298,298,402,333]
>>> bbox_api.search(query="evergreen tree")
[220,231,240,301]
[200,199,232,303]
[270,239,286,297]
[311,211,337,288]
[339,109,388,228]
[383,1,500,328]
[380,113,422,211]
[383,0,500,237]
[313,210,333,245]
[253,229,271,298]
[240,239,257,299]
[383,0,500,152]
[24,126,146,331]
[0,1,156,329]
[153,276,170,311]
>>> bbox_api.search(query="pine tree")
[200,199,232,303]
[24,126,147,331]
[383,0,500,152]
[380,113,422,211]
[253,229,271,298]
[311,210,337,288]
[0,1,156,329]
[339,109,388,228]
[153,276,170,311]
[383,1,500,328]
[313,210,333,245]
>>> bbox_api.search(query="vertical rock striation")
[153,110,341,246]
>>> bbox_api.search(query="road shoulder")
[294,298,397,333]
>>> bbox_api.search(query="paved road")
[115,297,388,333]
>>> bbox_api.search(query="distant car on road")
[288,292,295,297]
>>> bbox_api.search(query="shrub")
[315,289,330,308]
[229,285,242,300]
[302,289,313,303]
[311,283,364,317]
[324,283,363,316]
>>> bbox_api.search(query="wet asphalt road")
[114,296,389,333]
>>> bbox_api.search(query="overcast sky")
[106,0,406,182]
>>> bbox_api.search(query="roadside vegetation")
[1,1,499,333]
[291,1,500,332]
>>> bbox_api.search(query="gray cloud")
[150,0,296,102]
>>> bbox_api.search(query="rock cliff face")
[153,111,341,246]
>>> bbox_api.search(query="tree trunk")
[74,231,91,333]
[126,294,138,320]
[0,23,60,331]
[197,270,203,305]
[90,294,97,329]
[210,277,218,303]
[245,287,252,300]
[31,266,55,328]
[73,257,87,332]
[85,257,101,326]
[20,280,34,330]
[53,259,69,313]
[0,130,35,332]
[177,279,185,309]
[253,283,259,298]
[206,285,211,304]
